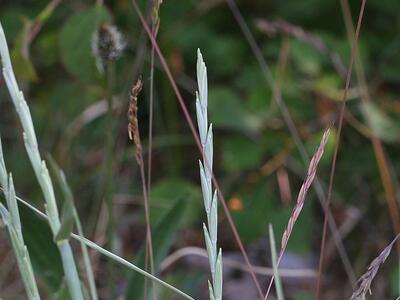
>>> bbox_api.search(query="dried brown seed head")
[128,78,143,162]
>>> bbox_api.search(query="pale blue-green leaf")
[7,175,23,240]
[209,190,218,246]
[214,249,223,300]
[204,124,213,178]
[196,97,207,144]
[203,223,215,274]
[197,49,208,110]
[199,161,211,212]
[208,281,216,300]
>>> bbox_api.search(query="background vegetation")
[1,0,400,299]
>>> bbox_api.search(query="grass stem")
[0,21,84,300]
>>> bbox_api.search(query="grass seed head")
[350,234,400,300]
[128,77,143,162]
[92,22,126,73]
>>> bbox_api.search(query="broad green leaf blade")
[60,6,111,83]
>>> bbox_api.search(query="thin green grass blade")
[269,224,284,300]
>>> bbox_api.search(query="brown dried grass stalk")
[128,77,156,298]
[350,234,400,300]
[264,127,331,299]
[281,128,331,251]
[128,77,144,161]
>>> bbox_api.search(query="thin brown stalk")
[146,3,162,297]
[316,0,367,298]
[130,1,264,298]
[147,0,162,244]
[128,78,156,296]
[340,0,400,295]
[256,19,346,79]
[224,0,356,287]
[350,234,400,300]
[339,0,400,238]
[264,128,331,299]
[144,3,162,298]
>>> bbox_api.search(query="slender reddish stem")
[315,1,367,298]
[131,1,264,299]
[225,0,356,286]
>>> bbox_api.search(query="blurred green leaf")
[290,40,322,76]
[150,178,201,226]
[20,204,63,294]
[35,31,59,68]
[60,6,111,83]
[363,101,400,143]
[293,292,313,300]
[53,280,70,300]
[390,263,399,296]
[222,136,266,172]
[125,198,187,299]
[312,74,344,101]
[208,87,261,134]
[11,18,38,82]
[232,181,312,252]
[160,271,204,300]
